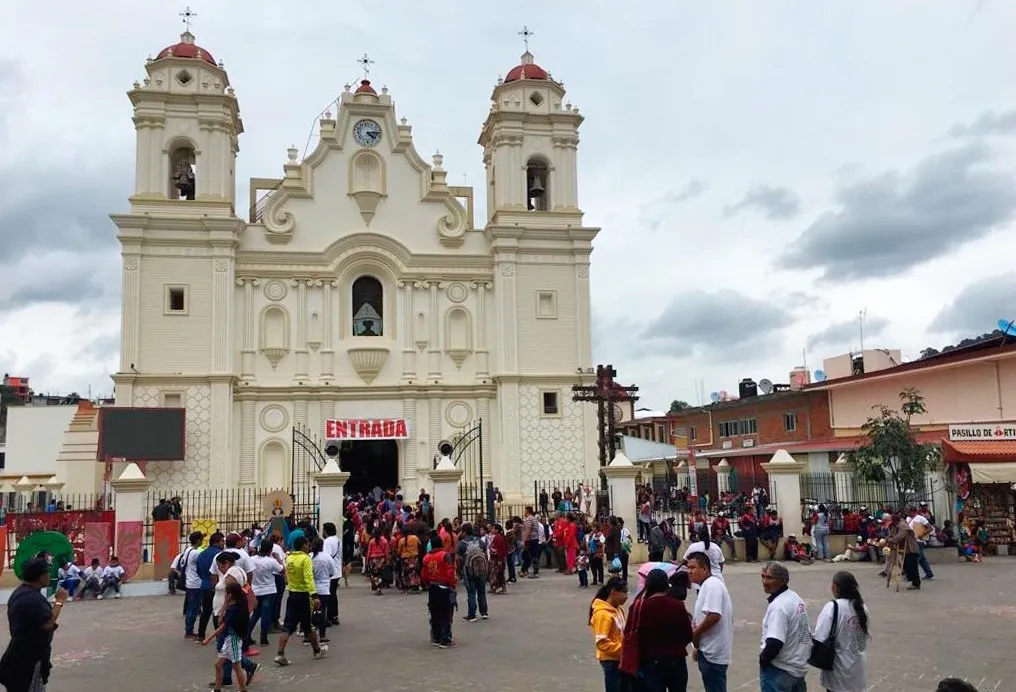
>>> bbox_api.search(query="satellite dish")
[814,369,828,382]
[758,379,774,394]
[998,319,1016,336]
[709,391,721,403]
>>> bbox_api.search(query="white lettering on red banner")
[325,418,410,440]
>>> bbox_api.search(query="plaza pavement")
[18,557,1015,692]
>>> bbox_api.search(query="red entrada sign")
[325,418,410,440]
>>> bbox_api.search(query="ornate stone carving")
[259,404,289,433]
[446,348,470,369]
[214,259,229,272]
[445,401,473,428]
[500,264,515,277]
[576,265,590,279]
[260,348,288,369]
[445,283,468,303]
[347,347,390,384]
[263,280,287,302]
[437,197,468,247]
[124,258,139,271]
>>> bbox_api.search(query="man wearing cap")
[0,557,68,692]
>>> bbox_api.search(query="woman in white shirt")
[249,541,284,646]
[813,571,870,692]
[212,552,248,620]
[311,538,338,643]
[682,526,725,579]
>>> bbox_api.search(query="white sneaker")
[97,595,103,600]
[314,645,328,660]
[114,593,121,599]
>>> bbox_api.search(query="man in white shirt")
[176,531,204,639]
[322,522,342,625]
[759,561,810,692]
[907,509,935,580]
[687,552,733,692]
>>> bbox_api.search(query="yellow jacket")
[589,598,625,661]
[285,551,316,595]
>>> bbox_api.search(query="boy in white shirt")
[57,561,83,600]
[78,558,104,599]
[100,556,127,599]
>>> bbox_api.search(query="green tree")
[848,388,940,504]
[669,400,691,413]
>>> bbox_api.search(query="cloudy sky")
[2,1,1015,410]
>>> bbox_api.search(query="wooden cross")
[357,53,375,80]
[518,25,534,51]
[179,6,197,31]
[572,364,639,470]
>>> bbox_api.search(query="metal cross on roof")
[573,364,639,469]
[518,25,534,51]
[179,6,197,31]
[357,53,375,80]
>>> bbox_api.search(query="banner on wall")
[325,418,410,440]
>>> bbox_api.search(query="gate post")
[428,456,464,523]
[601,451,640,533]
[110,463,152,581]
[761,449,806,537]
[315,459,351,529]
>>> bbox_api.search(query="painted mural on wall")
[84,522,114,566]
[116,521,144,580]
[153,520,182,579]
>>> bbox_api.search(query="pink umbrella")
[634,561,679,597]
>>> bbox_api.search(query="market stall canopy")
[943,439,1016,483]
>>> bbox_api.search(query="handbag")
[808,600,839,670]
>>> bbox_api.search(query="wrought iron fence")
[141,486,319,561]
[799,472,942,533]
[4,494,115,568]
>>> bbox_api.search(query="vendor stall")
[943,435,1016,554]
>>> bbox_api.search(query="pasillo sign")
[325,418,410,440]
[948,423,1016,441]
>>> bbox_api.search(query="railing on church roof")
[250,178,284,223]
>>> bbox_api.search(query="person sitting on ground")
[759,509,783,559]
[99,556,126,599]
[833,536,870,563]
[782,535,813,564]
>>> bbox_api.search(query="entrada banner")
[325,418,410,440]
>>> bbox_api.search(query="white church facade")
[111,31,600,499]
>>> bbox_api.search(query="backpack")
[463,540,488,580]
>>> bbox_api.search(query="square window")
[784,413,797,432]
[163,393,183,408]
[541,391,559,416]
[536,290,558,319]
[165,286,188,314]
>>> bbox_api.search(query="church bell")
[528,174,545,197]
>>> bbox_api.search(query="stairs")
[55,401,101,493]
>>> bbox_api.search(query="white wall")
[4,406,77,478]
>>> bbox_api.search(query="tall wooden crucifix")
[572,364,639,470]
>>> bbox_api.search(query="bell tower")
[128,29,243,207]
[478,30,583,226]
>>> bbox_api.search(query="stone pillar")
[426,281,442,382]
[833,454,854,504]
[761,449,806,537]
[120,255,141,372]
[428,455,464,522]
[601,451,640,533]
[110,463,153,543]
[472,282,490,380]
[315,459,351,529]
[238,277,259,378]
[294,279,310,380]
[399,281,416,382]
[321,279,336,379]
[715,458,731,494]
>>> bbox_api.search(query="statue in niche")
[351,276,384,336]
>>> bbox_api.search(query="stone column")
[675,460,690,490]
[761,449,807,537]
[833,454,854,504]
[399,281,416,382]
[238,277,258,378]
[315,459,351,530]
[601,451,640,535]
[294,279,309,380]
[428,456,464,523]
[427,281,442,382]
[240,400,256,485]
[472,282,490,380]
[715,458,731,494]
[120,255,142,373]
[321,279,336,379]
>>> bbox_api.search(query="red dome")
[156,32,216,65]
[504,51,549,83]
[354,79,377,95]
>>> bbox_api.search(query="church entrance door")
[341,440,399,496]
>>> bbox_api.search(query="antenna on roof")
[858,308,867,353]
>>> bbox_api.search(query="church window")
[352,276,384,336]
[162,392,182,408]
[529,92,544,107]
[169,144,197,201]
[536,290,557,319]
[541,390,560,416]
[175,70,193,86]
[165,286,188,314]
[525,157,549,211]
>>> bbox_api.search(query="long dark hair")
[832,571,869,636]
[588,578,627,620]
[698,524,711,550]
[668,569,691,601]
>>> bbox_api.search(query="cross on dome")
[357,53,375,80]
[518,25,534,51]
[179,5,197,31]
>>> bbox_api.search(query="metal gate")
[291,424,327,492]
[449,419,488,523]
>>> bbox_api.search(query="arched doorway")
[340,440,399,496]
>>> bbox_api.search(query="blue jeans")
[917,543,934,578]
[464,576,488,618]
[184,588,202,635]
[759,665,807,692]
[697,653,728,692]
[216,627,257,685]
[249,593,276,642]
[812,528,830,559]
[601,660,621,692]
[59,577,80,597]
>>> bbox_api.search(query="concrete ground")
[17,557,1015,692]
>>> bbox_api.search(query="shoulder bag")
[808,599,839,671]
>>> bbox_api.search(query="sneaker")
[114,593,121,599]
[185,633,197,640]
[924,574,934,580]
[462,616,478,622]
[481,614,489,620]
[431,641,441,647]
[96,595,103,600]
[319,637,330,644]
[313,645,328,660]
[273,654,290,667]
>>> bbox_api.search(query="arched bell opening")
[525,157,549,211]
[169,144,197,200]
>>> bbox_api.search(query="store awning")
[969,463,1016,484]
[942,439,1016,464]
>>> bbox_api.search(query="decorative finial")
[343,83,351,92]
[518,25,534,51]
[357,53,375,80]
[433,151,444,170]
[288,146,298,163]
[179,6,197,32]
[381,85,388,95]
